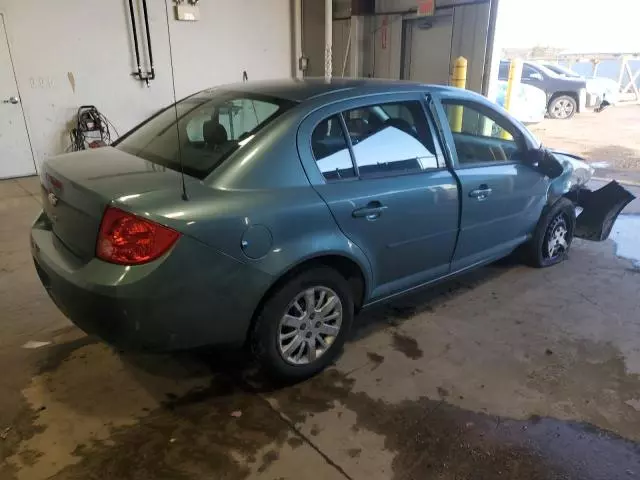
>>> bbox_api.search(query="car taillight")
[96,207,180,265]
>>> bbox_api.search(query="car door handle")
[469,185,492,200]
[352,202,387,220]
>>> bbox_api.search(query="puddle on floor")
[610,215,640,267]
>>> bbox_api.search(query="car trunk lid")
[41,147,193,261]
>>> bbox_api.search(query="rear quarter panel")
[116,105,375,303]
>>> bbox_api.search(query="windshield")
[116,90,295,179]
[543,63,581,78]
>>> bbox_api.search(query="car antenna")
[164,2,189,201]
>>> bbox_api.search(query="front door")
[436,96,548,271]
[297,94,459,300]
[0,14,35,179]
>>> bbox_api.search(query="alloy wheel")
[552,99,574,119]
[277,286,343,365]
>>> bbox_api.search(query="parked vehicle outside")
[495,80,546,124]
[31,79,634,381]
[541,62,620,106]
[499,60,587,119]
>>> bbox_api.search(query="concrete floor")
[1,176,639,480]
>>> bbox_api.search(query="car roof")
[209,78,462,102]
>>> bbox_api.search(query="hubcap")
[553,99,574,119]
[546,214,569,259]
[278,286,343,365]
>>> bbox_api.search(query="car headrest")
[346,117,368,136]
[385,118,414,135]
[202,120,228,147]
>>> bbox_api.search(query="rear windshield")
[116,90,294,179]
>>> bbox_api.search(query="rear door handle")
[352,201,387,220]
[469,185,492,200]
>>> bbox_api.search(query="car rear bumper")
[31,211,273,351]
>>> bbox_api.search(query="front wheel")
[523,198,576,268]
[250,267,354,381]
[548,95,577,119]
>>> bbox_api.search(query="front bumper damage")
[566,181,636,241]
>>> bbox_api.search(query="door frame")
[0,12,36,176]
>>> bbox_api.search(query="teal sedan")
[31,79,634,381]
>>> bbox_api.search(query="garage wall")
[367,0,491,90]
[302,0,326,77]
[1,0,292,169]
[449,2,491,92]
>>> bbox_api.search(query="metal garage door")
[401,15,454,86]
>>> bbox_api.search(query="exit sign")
[417,0,435,16]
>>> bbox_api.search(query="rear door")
[433,94,548,271]
[297,93,459,301]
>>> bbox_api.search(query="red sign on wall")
[381,16,388,50]
[418,0,435,16]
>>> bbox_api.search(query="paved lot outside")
[0,176,639,480]
[531,104,640,175]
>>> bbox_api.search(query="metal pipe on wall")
[325,0,332,80]
[127,0,144,80]
[141,0,155,80]
[127,0,155,86]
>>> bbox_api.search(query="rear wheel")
[251,267,354,381]
[523,198,576,268]
[548,95,577,119]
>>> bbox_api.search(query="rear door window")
[311,115,356,181]
[341,101,441,177]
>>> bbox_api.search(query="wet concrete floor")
[1,176,639,479]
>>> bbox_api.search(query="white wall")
[1,0,292,169]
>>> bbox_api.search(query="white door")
[403,16,454,86]
[0,14,35,179]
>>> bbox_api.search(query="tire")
[548,95,577,119]
[523,198,576,268]
[250,267,354,382]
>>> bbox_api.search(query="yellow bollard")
[449,57,467,133]
[502,59,522,113]
[501,59,522,139]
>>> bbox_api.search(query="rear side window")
[311,115,356,181]
[342,101,440,177]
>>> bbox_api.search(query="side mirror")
[530,72,543,81]
[523,149,564,178]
